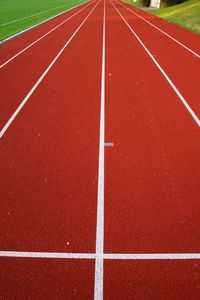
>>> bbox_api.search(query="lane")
[0,1,97,133]
[104,0,200,254]
[0,257,94,299]
[118,0,200,56]
[0,0,103,253]
[113,0,200,120]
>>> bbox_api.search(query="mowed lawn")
[151,0,200,34]
[0,0,87,41]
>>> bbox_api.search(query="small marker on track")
[104,142,114,147]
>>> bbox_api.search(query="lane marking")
[94,0,105,299]
[0,0,100,139]
[0,0,85,27]
[0,251,95,259]
[0,0,90,44]
[104,253,200,259]
[117,0,200,59]
[111,0,200,129]
[0,1,93,69]
[1,251,200,260]
[104,142,113,147]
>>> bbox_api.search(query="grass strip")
[0,0,88,41]
[150,0,200,34]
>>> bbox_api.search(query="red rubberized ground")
[1,0,200,298]
[0,0,102,253]
[104,0,200,254]
[113,0,200,117]
[104,260,200,299]
[0,258,94,299]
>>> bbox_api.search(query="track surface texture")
[0,0,200,299]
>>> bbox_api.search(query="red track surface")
[104,260,200,299]
[1,0,200,298]
[104,0,200,254]
[0,257,94,299]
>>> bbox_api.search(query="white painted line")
[117,0,200,59]
[0,1,93,69]
[0,0,100,139]
[1,251,200,260]
[104,253,200,259]
[94,0,105,299]
[111,0,200,129]
[0,251,95,259]
[0,0,89,45]
[104,142,113,146]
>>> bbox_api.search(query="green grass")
[150,0,200,34]
[123,0,142,8]
[0,0,87,41]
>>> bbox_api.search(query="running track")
[0,0,200,298]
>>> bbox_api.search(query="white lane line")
[0,0,100,139]
[0,0,89,44]
[104,253,200,259]
[1,251,200,260]
[94,0,105,299]
[111,0,200,129]
[0,251,95,259]
[0,0,85,27]
[117,0,200,59]
[0,1,93,69]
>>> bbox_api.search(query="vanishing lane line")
[0,0,100,139]
[0,1,93,69]
[0,0,85,27]
[94,0,105,299]
[1,251,200,260]
[111,0,200,129]
[0,0,89,44]
[116,0,200,59]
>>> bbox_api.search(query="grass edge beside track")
[122,0,200,35]
[0,0,89,42]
